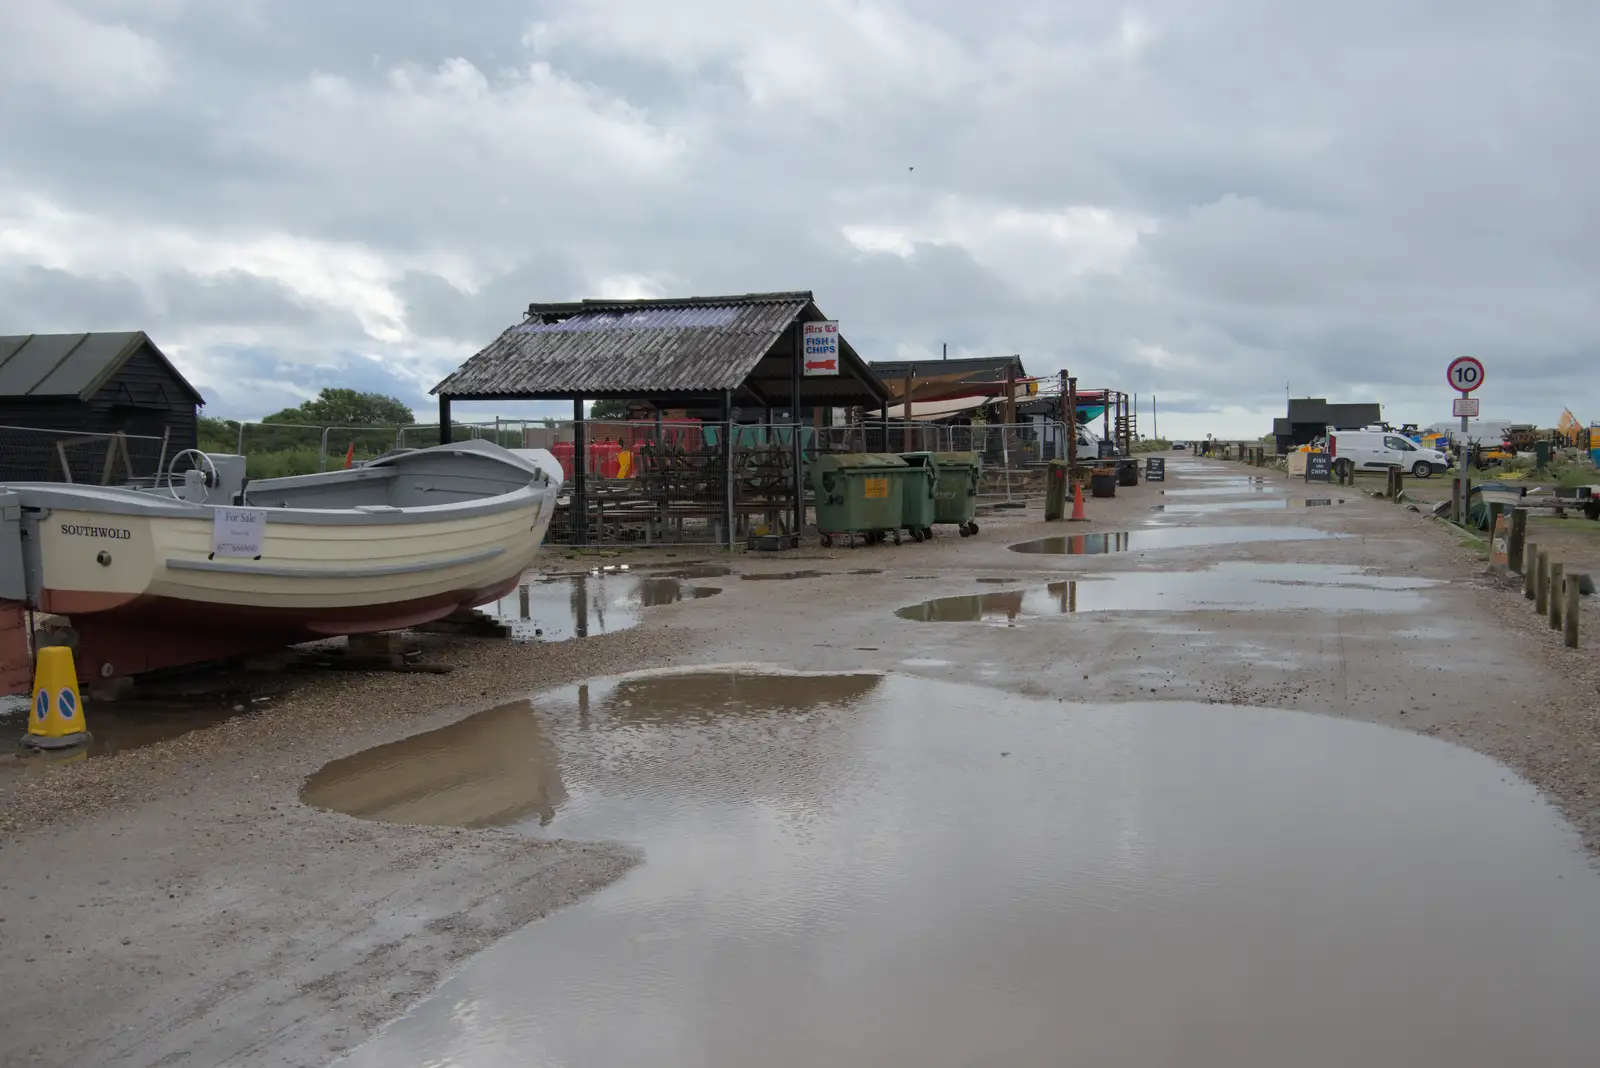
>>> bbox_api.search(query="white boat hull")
[0,439,563,682]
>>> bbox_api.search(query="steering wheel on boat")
[164,449,220,503]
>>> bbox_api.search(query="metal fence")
[525,417,1078,546]
[546,420,732,547]
[217,419,531,477]
[0,424,171,487]
[0,414,1080,543]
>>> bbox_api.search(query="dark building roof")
[1284,398,1381,429]
[0,332,203,404]
[434,291,888,406]
[868,355,1027,384]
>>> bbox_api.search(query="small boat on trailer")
[0,439,562,690]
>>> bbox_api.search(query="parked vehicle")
[1327,430,1452,478]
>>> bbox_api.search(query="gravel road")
[2,457,1598,1067]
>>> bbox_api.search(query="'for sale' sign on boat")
[212,507,267,559]
[802,321,840,376]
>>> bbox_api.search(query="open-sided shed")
[434,291,889,544]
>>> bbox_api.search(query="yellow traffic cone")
[21,645,90,750]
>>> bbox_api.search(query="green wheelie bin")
[809,453,910,547]
[930,451,981,537]
[896,452,939,542]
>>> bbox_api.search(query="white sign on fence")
[802,321,840,376]
[211,507,267,558]
[1452,396,1480,417]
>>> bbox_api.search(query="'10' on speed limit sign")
[1447,356,1484,393]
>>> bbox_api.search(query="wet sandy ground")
[4,454,1600,1066]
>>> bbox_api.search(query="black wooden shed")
[0,331,204,482]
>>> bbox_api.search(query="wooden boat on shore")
[0,439,562,687]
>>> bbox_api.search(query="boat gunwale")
[0,480,554,527]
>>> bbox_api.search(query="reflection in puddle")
[2,701,250,779]
[302,700,568,827]
[897,564,1435,621]
[742,570,828,582]
[339,670,1600,1068]
[1161,486,1283,497]
[1152,498,1345,514]
[480,574,719,641]
[1010,526,1344,555]
[644,565,734,580]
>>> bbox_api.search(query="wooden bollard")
[1524,539,1538,599]
[1565,575,1584,649]
[1549,563,1564,629]
[1508,508,1528,573]
[1536,549,1550,614]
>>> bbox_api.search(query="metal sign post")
[1447,357,1485,524]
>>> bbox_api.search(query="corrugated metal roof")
[870,355,1026,383]
[434,292,816,398]
[0,331,202,402]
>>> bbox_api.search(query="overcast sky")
[2,0,1595,438]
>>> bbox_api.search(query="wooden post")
[722,390,735,549]
[1565,576,1583,648]
[1508,508,1528,574]
[1066,375,1079,473]
[902,369,914,452]
[438,396,452,444]
[1003,361,1017,468]
[1058,369,1069,461]
[1536,549,1551,615]
[572,397,587,544]
[1549,562,1564,629]
[1524,540,1539,600]
[791,325,804,541]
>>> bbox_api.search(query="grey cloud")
[397,252,586,343]
[3,0,1599,435]
[0,265,149,329]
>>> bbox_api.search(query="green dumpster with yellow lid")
[810,453,910,547]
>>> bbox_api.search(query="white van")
[1327,430,1452,478]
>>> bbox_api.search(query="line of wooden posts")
[1499,508,1587,650]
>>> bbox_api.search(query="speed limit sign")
[1447,356,1485,393]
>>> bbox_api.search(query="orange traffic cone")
[344,442,355,469]
[1068,482,1088,522]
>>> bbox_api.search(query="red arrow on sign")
[805,359,837,372]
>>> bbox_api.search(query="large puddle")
[479,572,720,640]
[328,670,1600,1067]
[1010,526,1345,555]
[895,563,1434,621]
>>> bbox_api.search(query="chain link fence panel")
[0,424,171,487]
